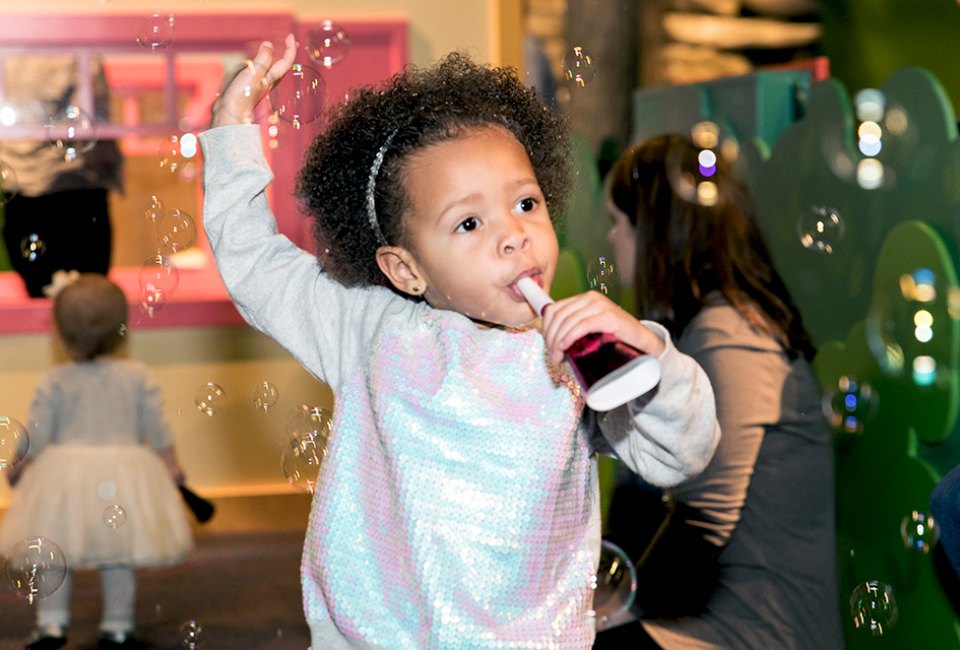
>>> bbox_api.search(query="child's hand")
[212,33,298,127]
[540,290,666,364]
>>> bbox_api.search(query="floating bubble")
[195,382,226,416]
[850,580,898,636]
[19,234,45,262]
[562,46,595,88]
[253,381,280,411]
[823,375,877,435]
[2,537,67,604]
[306,21,351,68]
[912,355,937,387]
[156,209,197,253]
[179,619,203,649]
[268,63,325,130]
[139,254,179,308]
[145,195,164,223]
[0,160,18,206]
[136,13,176,51]
[281,432,326,494]
[588,540,637,628]
[46,105,96,162]
[0,416,29,470]
[285,404,333,440]
[854,88,886,123]
[103,504,127,529]
[586,256,618,295]
[797,206,845,254]
[900,510,939,553]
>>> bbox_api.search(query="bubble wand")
[517,277,661,411]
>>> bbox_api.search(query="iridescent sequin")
[302,307,599,648]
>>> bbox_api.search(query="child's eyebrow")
[437,192,483,224]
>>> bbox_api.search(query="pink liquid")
[564,331,645,393]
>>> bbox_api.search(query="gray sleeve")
[25,375,59,457]
[593,321,721,488]
[199,125,403,389]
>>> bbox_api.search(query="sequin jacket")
[200,125,720,649]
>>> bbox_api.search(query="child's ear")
[375,246,426,297]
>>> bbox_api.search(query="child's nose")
[499,217,530,255]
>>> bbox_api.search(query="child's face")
[400,126,559,327]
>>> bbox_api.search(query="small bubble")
[2,537,68,604]
[797,206,845,254]
[102,504,127,529]
[269,63,325,130]
[281,432,326,494]
[588,540,637,627]
[850,580,898,636]
[145,195,164,223]
[46,105,96,162]
[900,510,939,553]
[0,416,30,469]
[195,382,226,416]
[562,46,595,88]
[253,381,280,411]
[18,234,45,262]
[823,375,876,435]
[139,254,180,308]
[0,160,18,206]
[305,21,351,68]
[136,13,176,51]
[156,209,197,253]
[179,619,203,649]
[586,256,618,295]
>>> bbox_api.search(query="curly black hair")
[296,52,571,288]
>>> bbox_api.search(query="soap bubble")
[19,234,45,262]
[823,375,877,435]
[900,510,939,553]
[139,254,179,308]
[850,580,898,636]
[797,206,845,254]
[268,63,325,130]
[103,505,127,529]
[253,381,280,411]
[136,13,176,51]
[285,404,333,440]
[281,432,326,494]
[179,619,203,649]
[588,540,637,628]
[0,416,29,470]
[156,209,196,253]
[144,195,164,223]
[46,105,96,162]
[0,160,18,206]
[306,21,351,68]
[2,537,67,604]
[586,256,618,295]
[562,46,595,88]
[195,382,226,416]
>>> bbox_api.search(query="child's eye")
[455,216,480,233]
[516,197,538,213]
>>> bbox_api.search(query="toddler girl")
[201,36,719,649]
[0,273,192,649]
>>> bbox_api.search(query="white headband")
[365,130,397,247]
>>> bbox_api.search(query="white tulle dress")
[0,357,192,569]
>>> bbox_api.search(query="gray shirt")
[643,296,844,649]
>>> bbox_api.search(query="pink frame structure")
[0,12,408,332]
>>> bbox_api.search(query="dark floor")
[0,530,311,650]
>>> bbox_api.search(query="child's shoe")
[24,627,67,650]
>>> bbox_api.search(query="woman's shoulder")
[682,293,782,355]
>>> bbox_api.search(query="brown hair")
[608,133,815,360]
[53,273,128,361]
